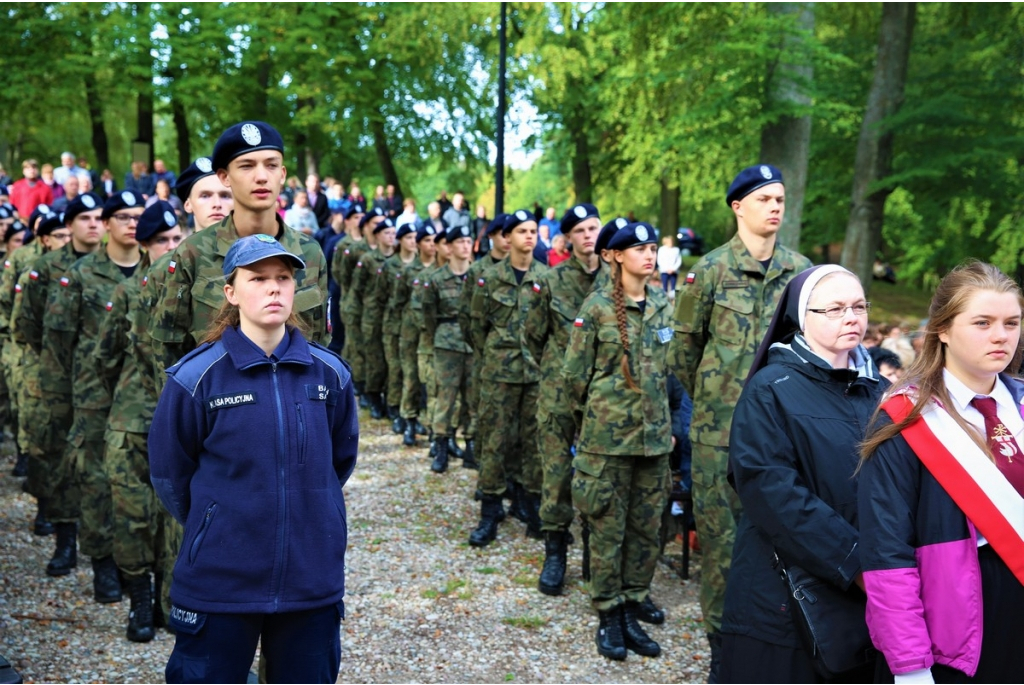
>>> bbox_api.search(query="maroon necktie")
[971,396,1024,498]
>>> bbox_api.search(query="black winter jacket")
[721,338,887,647]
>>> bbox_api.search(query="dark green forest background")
[3,2,1023,290]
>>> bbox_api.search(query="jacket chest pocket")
[439,284,461,316]
[710,292,754,346]
[488,288,517,328]
[190,278,223,339]
[551,297,579,326]
[294,282,324,322]
[596,324,626,371]
[82,293,109,331]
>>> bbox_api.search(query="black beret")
[176,157,216,201]
[446,224,473,244]
[37,212,65,236]
[212,121,285,171]
[725,164,784,207]
[416,223,439,243]
[135,201,180,243]
[0,205,12,220]
[596,217,629,254]
[28,205,54,232]
[607,222,658,251]
[344,203,366,220]
[358,206,386,230]
[0,185,8,197]
[4,220,31,245]
[102,190,145,220]
[64,192,104,224]
[560,203,600,235]
[372,217,395,235]
[485,213,507,236]
[395,219,417,240]
[502,209,536,235]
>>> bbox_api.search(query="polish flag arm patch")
[29,270,39,281]
[477,278,486,287]
[14,284,21,293]
[59,276,70,287]
[574,317,585,327]
[685,272,696,285]
[532,282,542,293]
[105,301,113,311]
[168,261,177,274]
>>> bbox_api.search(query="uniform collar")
[495,257,542,285]
[944,368,1021,417]
[215,213,299,259]
[221,325,313,370]
[728,232,801,279]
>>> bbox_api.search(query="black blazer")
[310,192,331,228]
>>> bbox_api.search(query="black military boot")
[11,451,27,477]
[509,482,529,523]
[92,556,123,604]
[153,573,167,628]
[446,437,465,460]
[34,498,54,536]
[595,605,627,661]
[636,595,665,624]
[402,419,417,447]
[46,522,78,576]
[389,407,404,434]
[538,530,568,596]
[430,437,449,474]
[368,393,384,419]
[415,417,429,436]
[707,632,723,683]
[461,439,478,470]
[428,433,438,460]
[125,574,155,642]
[581,521,592,582]
[468,495,504,547]
[359,393,371,410]
[524,491,543,540]
[622,601,661,657]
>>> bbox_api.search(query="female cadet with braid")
[563,222,674,661]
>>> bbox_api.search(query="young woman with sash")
[860,261,1024,683]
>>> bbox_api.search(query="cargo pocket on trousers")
[571,452,614,519]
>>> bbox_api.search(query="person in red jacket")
[9,159,54,217]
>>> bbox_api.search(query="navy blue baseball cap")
[212,121,285,172]
[102,189,145,220]
[176,157,216,201]
[596,217,629,254]
[358,206,386,230]
[344,203,366,220]
[372,217,396,235]
[64,192,104,224]
[446,224,473,244]
[416,223,439,243]
[560,203,600,235]
[135,201,180,243]
[395,219,417,240]
[726,164,784,207]
[37,212,66,236]
[502,209,536,235]
[607,222,658,251]
[223,234,305,276]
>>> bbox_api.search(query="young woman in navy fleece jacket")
[150,234,358,684]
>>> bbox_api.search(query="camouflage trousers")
[161,515,183,621]
[417,351,435,433]
[11,344,33,459]
[105,430,164,576]
[0,340,15,435]
[399,333,421,420]
[21,390,74,512]
[385,330,402,407]
[571,451,669,611]
[66,408,114,558]
[691,443,743,634]
[537,410,577,532]
[361,320,387,394]
[342,317,365,387]
[433,348,472,438]
[476,381,539,496]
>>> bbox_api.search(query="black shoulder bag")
[772,550,877,679]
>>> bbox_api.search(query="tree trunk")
[305,148,319,178]
[759,2,814,251]
[172,96,191,173]
[659,175,680,238]
[370,116,402,198]
[136,91,154,167]
[134,3,154,168]
[840,2,916,288]
[570,116,593,203]
[83,74,110,169]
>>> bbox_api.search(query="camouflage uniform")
[423,265,473,438]
[397,260,431,422]
[333,235,369,388]
[469,259,547,496]
[524,255,603,532]
[459,256,504,459]
[409,263,440,434]
[381,254,419,409]
[148,215,329,375]
[43,248,135,558]
[11,244,81,521]
[563,283,673,611]
[669,232,811,632]
[354,247,391,399]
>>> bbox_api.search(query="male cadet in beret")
[379,218,421,433]
[95,200,184,643]
[522,203,604,596]
[353,215,396,419]
[147,122,329,384]
[408,224,447,458]
[422,223,478,472]
[178,156,234,236]
[322,202,364,357]
[45,190,146,605]
[337,206,384,407]
[468,209,548,547]
[397,223,437,447]
[11,194,106,584]
[669,164,812,680]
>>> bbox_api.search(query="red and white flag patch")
[685,272,696,284]
[29,270,39,281]
[168,261,177,274]
[105,301,113,311]
[477,278,486,287]
[142,276,148,287]
[4,260,10,269]
[532,282,542,293]
[14,284,21,293]
[574,317,585,327]
[59,276,70,287]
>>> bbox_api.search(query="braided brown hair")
[611,261,640,392]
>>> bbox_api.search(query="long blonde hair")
[860,260,1024,462]
[202,266,309,344]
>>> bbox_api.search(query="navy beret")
[0,185,8,197]
[28,204,54,232]
[212,121,285,171]
[596,217,630,254]
[372,217,395,235]
[344,203,366,220]
[726,164,784,207]
[37,212,66,236]
[0,205,11,220]
[176,157,216,201]
[4,220,31,245]
[607,222,658,251]
[434,223,449,243]
[223,234,305,276]
[102,189,145,220]
[395,219,417,240]
[502,209,536,235]
[560,203,600,235]
[486,213,507,236]
[135,201,180,243]
[446,224,473,244]
[358,206,386,230]
[64,192,104,224]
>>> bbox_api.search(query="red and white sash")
[884,394,1024,585]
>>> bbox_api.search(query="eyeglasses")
[112,213,141,224]
[807,303,871,319]
[49,232,72,241]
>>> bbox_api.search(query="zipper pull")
[176,285,185,299]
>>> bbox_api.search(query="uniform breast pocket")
[190,279,224,339]
[487,290,516,331]
[595,324,625,371]
[551,297,578,326]
[82,293,108,329]
[709,294,753,346]
[294,284,324,323]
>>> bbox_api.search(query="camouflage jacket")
[354,247,391,335]
[423,264,472,354]
[396,259,430,347]
[563,283,673,456]
[97,254,152,432]
[469,258,547,383]
[524,255,603,418]
[131,251,173,398]
[670,232,812,447]
[410,264,439,355]
[44,247,134,410]
[148,215,329,368]
[459,254,505,351]
[381,254,420,336]
[336,238,371,326]
[0,242,43,335]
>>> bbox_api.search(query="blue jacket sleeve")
[331,375,359,489]
[148,376,205,525]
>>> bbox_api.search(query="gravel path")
[0,421,710,683]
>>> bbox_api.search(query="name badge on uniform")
[206,392,257,411]
[723,280,747,289]
[306,384,337,405]
[657,327,674,344]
